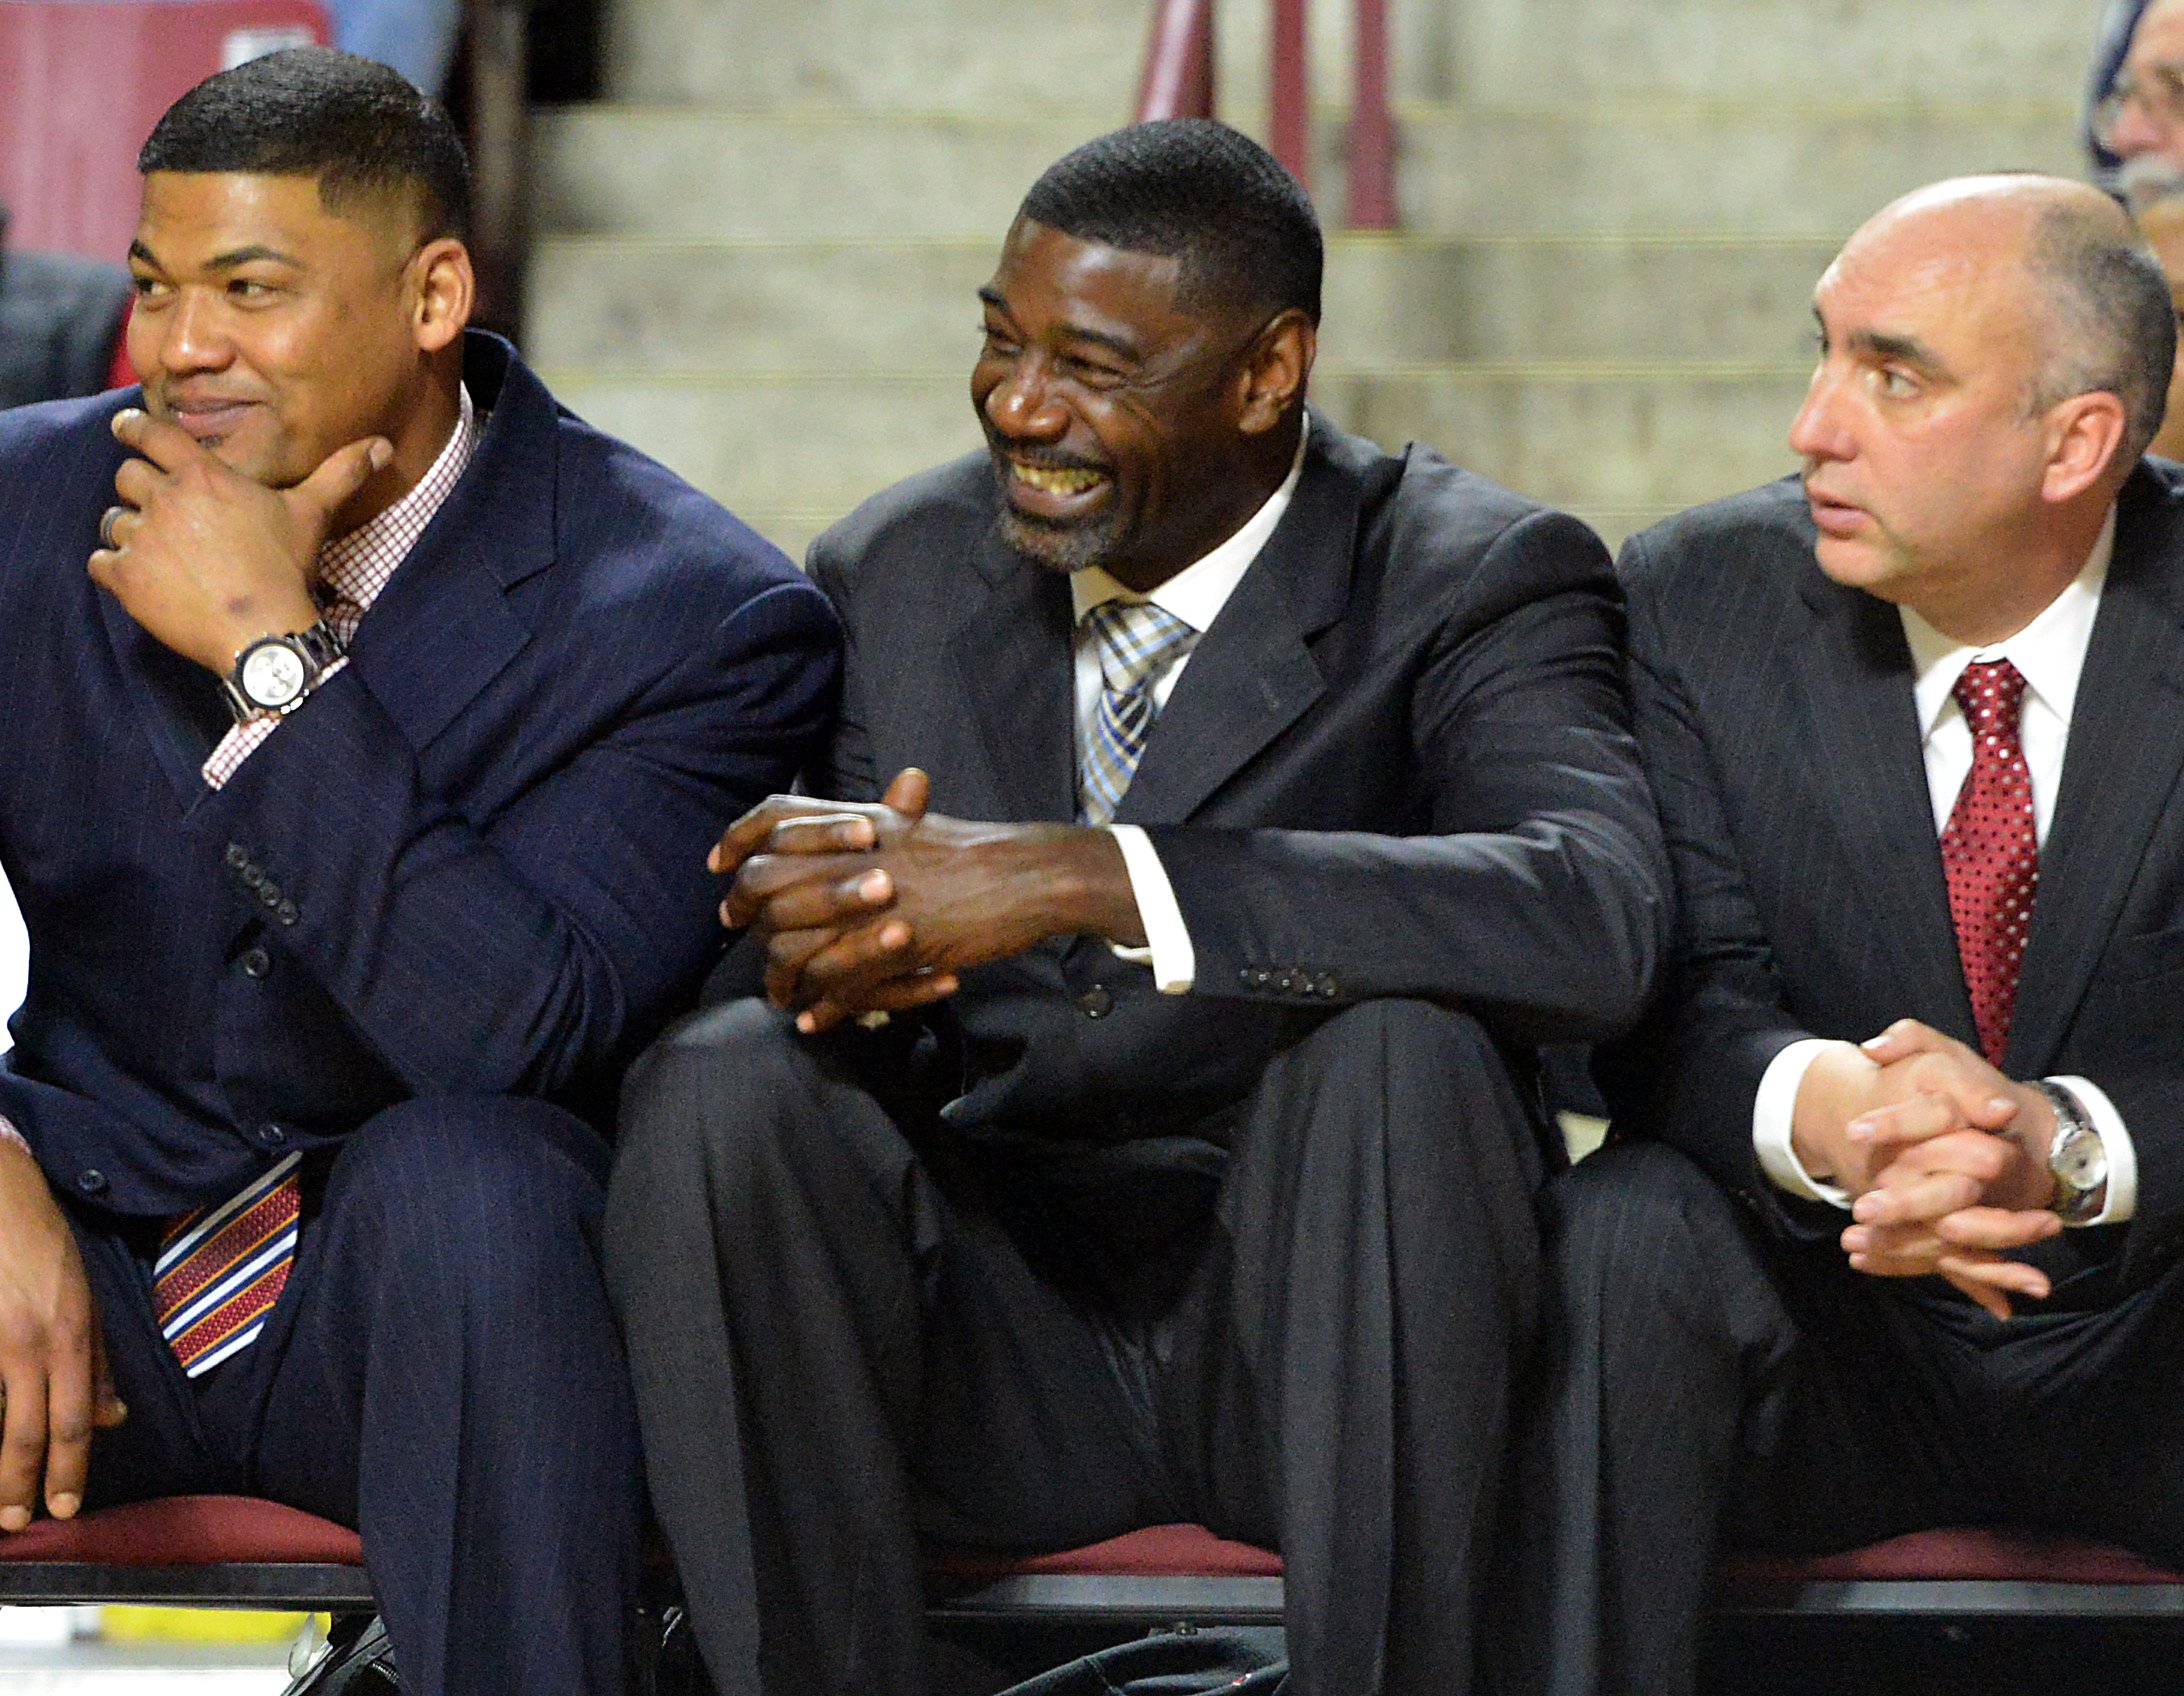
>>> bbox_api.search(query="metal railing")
[1135,0,1397,229]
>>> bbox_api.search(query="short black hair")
[2025,197,2177,461]
[1020,119,1323,326]
[138,48,471,242]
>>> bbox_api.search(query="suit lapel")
[2007,471,2184,1073]
[96,578,231,812]
[1792,561,1979,1042]
[341,334,550,753]
[1112,424,1359,826]
[946,526,1078,823]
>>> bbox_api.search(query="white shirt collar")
[1070,416,1310,633]
[1901,506,2115,739]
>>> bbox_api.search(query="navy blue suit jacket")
[0,332,841,1217]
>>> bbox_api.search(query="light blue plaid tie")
[1078,600,1199,825]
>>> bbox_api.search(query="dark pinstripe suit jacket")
[0,331,841,1218]
[803,414,1669,1143]
[1598,466,2184,1290]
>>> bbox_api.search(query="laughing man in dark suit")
[604,119,1668,1696]
[1512,175,2184,1696]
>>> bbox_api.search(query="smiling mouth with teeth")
[1011,461,1108,496]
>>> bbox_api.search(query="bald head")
[1847,176,2174,467]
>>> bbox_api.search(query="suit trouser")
[71,1095,642,1696]
[604,996,1544,1696]
[1507,1140,2184,1696]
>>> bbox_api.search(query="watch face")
[2057,1127,2109,1190]
[241,641,308,708]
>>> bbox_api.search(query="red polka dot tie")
[1940,659,2037,1065]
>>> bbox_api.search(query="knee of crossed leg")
[1540,1140,1744,1334]
[329,1094,611,1307]
[613,999,830,1201]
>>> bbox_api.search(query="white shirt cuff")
[1753,1037,1851,1207]
[1106,825,1194,995]
[2048,1075,2136,1226]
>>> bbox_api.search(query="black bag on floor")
[995,1626,1287,1696]
[285,1615,399,1695]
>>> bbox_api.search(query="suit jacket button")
[241,865,266,889]
[1276,971,1300,995]
[239,947,272,979]
[1078,985,1114,1019]
[76,1170,106,1195]
[1239,967,1261,990]
[1317,975,1340,999]
[259,884,283,909]
[276,900,299,927]
[225,843,249,869]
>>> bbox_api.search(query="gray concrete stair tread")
[603,0,1149,109]
[534,98,2079,240]
[539,364,1808,526]
[590,0,2099,109]
[524,232,1846,369]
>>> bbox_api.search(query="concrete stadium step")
[531,97,2079,243]
[601,0,1147,110]
[531,107,1114,242]
[524,233,1846,372]
[537,363,1808,558]
[1436,0,2104,104]
[588,0,2100,114]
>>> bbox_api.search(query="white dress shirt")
[1070,422,1309,994]
[1753,512,2138,1224]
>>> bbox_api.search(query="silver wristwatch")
[220,619,347,723]
[2032,1081,2109,1226]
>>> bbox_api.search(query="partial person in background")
[1512,175,2184,1696]
[0,202,131,408]
[2134,191,2184,459]
[0,46,837,1696]
[2089,0,2184,207]
[321,0,462,97]
[606,118,1667,1696]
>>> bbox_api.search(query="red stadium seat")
[1721,1527,2184,1618]
[0,1493,370,1608]
[927,1521,2184,1634]
[0,0,329,266]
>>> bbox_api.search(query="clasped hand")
[1829,1020,2062,1319]
[89,409,391,675]
[710,768,1136,1034]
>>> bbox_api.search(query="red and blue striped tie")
[153,1153,302,1376]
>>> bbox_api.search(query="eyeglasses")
[2094,61,2184,147]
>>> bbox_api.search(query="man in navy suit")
[0,48,838,1696]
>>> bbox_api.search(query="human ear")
[409,238,476,354]
[1235,310,1316,435]
[2040,389,2129,503]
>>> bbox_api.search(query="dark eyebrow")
[128,239,303,272]
[1848,328,1945,374]
[976,285,1142,364]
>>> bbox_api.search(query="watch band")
[2031,1079,2107,1225]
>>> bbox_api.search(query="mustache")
[982,436,1111,477]
[2119,153,2184,214]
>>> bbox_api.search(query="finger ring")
[98,506,127,550]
